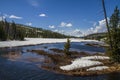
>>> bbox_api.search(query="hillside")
[17,24,71,38]
[0,20,71,41]
[84,33,107,40]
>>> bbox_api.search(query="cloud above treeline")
[48,25,55,29]
[9,15,22,19]
[39,13,46,17]
[26,22,32,26]
[60,22,72,27]
[53,29,83,37]
[49,22,83,37]
[0,14,22,20]
[53,18,108,37]
[86,18,108,35]
[48,22,73,29]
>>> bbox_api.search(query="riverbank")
[0,38,104,48]
[29,49,120,76]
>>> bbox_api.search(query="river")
[0,42,119,80]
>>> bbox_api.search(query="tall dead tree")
[102,0,113,49]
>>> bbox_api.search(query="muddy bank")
[28,49,120,76]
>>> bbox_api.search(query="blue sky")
[0,0,120,37]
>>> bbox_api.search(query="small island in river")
[29,48,120,76]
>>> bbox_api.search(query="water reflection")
[2,51,21,61]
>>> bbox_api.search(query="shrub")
[64,38,71,56]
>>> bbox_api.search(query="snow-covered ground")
[79,56,109,60]
[0,38,103,48]
[87,66,109,71]
[60,56,109,71]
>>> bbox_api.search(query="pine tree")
[64,38,71,56]
[0,22,7,41]
[11,21,17,40]
[4,19,10,39]
[107,6,120,62]
[17,28,25,40]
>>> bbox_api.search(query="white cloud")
[0,13,22,20]
[86,18,109,35]
[94,19,107,33]
[73,29,82,34]
[39,14,46,17]
[60,22,72,28]
[54,29,65,34]
[53,29,83,37]
[26,22,32,26]
[9,15,22,19]
[66,23,72,27]
[49,25,55,29]
[69,29,83,37]
[61,22,66,27]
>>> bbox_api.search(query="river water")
[0,42,119,80]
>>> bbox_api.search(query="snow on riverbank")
[60,56,109,71]
[0,38,103,48]
[60,60,103,71]
[79,56,109,60]
[87,66,109,71]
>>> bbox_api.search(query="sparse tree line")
[25,29,69,38]
[25,27,70,38]
[0,20,25,41]
[0,19,70,41]
[84,33,107,41]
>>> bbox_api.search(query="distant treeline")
[84,33,107,40]
[0,20,25,41]
[24,26,71,38]
[0,20,71,41]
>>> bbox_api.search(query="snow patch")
[0,38,103,48]
[87,66,109,71]
[60,60,102,71]
[79,56,110,60]
[60,56,109,71]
